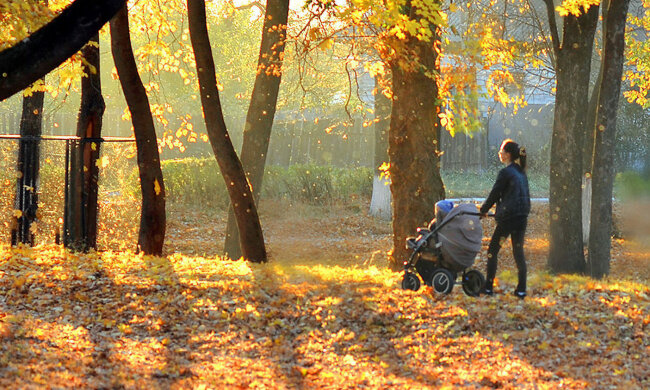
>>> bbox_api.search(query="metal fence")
[0,135,140,250]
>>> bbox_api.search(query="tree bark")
[66,34,105,252]
[547,4,599,274]
[223,0,289,260]
[188,0,267,263]
[369,76,392,220]
[0,0,126,101]
[110,6,166,255]
[11,84,45,246]
[388,20,445,270]
[582,1,610,244]
[588,0,630,278]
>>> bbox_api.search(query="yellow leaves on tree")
[556,0,601,17]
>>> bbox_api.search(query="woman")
[479,139,531,298]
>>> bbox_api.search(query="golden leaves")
[556,0,601,17]
[0,201,648,388]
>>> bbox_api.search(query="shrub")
[161,158,229,208]
[615,171,650,200]
[159,159,373,206]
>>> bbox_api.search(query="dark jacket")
[480,163,531,223]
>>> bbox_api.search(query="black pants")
[485,217,527,293]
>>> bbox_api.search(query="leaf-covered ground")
[0,201,649,389]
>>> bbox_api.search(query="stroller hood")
[437,203,483,269]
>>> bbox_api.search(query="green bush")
[161,158,230,208]
[615,171,650,200]
[159,159,373,206]
[442,170,549,198]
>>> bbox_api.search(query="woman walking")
[480,139,531,298]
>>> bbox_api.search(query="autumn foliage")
[0,202,648,388]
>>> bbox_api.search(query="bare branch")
[542,0,561,60]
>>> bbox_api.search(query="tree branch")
[235,1,265,13]
[0,0,126,101]
[542,0,561,60]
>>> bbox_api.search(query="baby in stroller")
[402,200,486,296]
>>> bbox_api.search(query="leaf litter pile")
[0,201,649,389]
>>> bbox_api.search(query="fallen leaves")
[0,240,648,389]
[0,201,648,388]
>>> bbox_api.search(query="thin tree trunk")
[588,0,630,278]
[0,0,126,100]
[369,76,392,220]
[582,0,610,244]
[188,0,267,263]
[223,0,289,260]
[11,83,44,246]
[547,4,599,274]
[66,34,105,251]
[388,19,445,270]
[110,6,166,255]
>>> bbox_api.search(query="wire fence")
[0,135,141,250]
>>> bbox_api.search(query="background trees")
[0,0,647,275]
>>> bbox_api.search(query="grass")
[442,169,549,198]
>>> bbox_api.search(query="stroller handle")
[461,211,495,217]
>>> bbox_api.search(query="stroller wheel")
[401,272,421,291]
[462,270,485,297]
[430,268,454,294]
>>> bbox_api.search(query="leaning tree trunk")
[388,28,445,270]
[588,0,630,278]
[547,5,599,274]
[0,0,126,101]
[223,0,289,260]
[66,34,105,252]
[110,6,166,255]
[11,82,44,246]
[188,0,267,263]
[369,76,392,220]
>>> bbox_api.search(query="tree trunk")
[547,5,599,274]
[582,0,610,244]
[188,0,267,263]
[223,0,289,260]
[110,6,166,255]
[369,76,392,220]
[0,0,126,101]
[11,84,44,246]
[588,0,630,278]
[66,34,105,252]
[388,26,445,270]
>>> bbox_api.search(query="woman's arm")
[480,168,509,214]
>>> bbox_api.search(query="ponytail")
[501,139,527,172]
[519,146,527,171]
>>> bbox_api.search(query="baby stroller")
[401,201,489,296]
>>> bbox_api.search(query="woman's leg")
[510,227,527,294]
[485,224,508,291]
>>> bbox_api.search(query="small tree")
[188,0,267,263]
[223,0,290,260]
[11,81,44,246]
[66,34,105,252]
[588,0,631,278]
[369,76,391,220]
[110,6,166,255]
